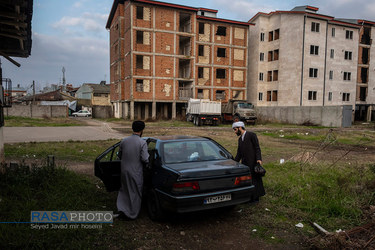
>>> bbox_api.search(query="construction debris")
[309,222,375,249]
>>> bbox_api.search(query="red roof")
[249,10,333,23]
[357,20,375,26]
[134,0,198,11]
[107,0,199,28]
[249,9,360,28]
[197,15,252,26]
[198,8,218,13]
[106,0,248,29]
[306,6,319,11]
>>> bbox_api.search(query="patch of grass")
[147,120,195,127]
[5,140,119,162]
[263,161,375,231]
[336,135,373,145]
[261,131,324,141]
[0,163,123,249]
[261,129,375,146]
[4,116,83,127]
[256,122,328,129]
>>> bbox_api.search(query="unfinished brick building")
[106,0,250,120]
[352,20,375,121]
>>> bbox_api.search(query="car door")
[144,138,157,190]
[94,142,121,192]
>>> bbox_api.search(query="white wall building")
[248,6,360,110]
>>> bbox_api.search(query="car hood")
[164,159,250,179]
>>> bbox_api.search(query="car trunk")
[166,160,251,191]
[166,160,249,178]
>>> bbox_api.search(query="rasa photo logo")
[30,211,113,230]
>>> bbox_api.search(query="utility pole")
[32,80,35,103]
[62,67,66,91]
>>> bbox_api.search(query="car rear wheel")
[147,189,165,221]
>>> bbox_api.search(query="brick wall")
[155,56,175,78]
[155,8,175,31]
[155,32,174,54]
[155,79,174,100]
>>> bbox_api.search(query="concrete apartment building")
[106,0,250,119]
[248,6,361,111]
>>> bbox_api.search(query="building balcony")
[178,81,193,100]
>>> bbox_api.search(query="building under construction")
[106,0,250,120]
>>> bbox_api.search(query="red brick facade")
[107,0,250,119]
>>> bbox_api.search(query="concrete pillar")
[118,102,122,118]
[124,102,129,119]
[152,101,156,120]
[145,103,149,120]
[164,104,168,119]
[367,105,373,122]
[172,102,176,119]
[130,101,135,120]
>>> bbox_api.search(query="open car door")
[94,142,121,192]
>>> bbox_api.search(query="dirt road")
[3,119,124,143]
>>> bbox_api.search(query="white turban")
[232,121,245,129]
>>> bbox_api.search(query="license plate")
[204,194,231,204]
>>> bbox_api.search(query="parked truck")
[221,99,257,124]
[186,99,221,126]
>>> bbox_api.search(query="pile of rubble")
[310,222,375,249]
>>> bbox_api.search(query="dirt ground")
[6,121,375,249]
[65,123,375,249]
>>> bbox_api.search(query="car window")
[100,144,120,162]
[162,140,227,164]
[238,103,254,109]
[147,141,156,150]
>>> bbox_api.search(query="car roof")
[145,135,209,142]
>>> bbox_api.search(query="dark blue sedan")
[95,136,255,220]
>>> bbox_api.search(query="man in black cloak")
[232,121,265,201]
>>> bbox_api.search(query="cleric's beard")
[236,130,241,136]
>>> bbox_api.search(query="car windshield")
[162,140,228,164]
[237,103,254,109]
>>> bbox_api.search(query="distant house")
[22,89,76,103]
[7,84,27,103]
[65,84,79,97]
[76,81,110,106]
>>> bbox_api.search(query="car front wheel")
[147,189,165,221]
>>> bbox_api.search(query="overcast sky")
[2,0,375,92]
